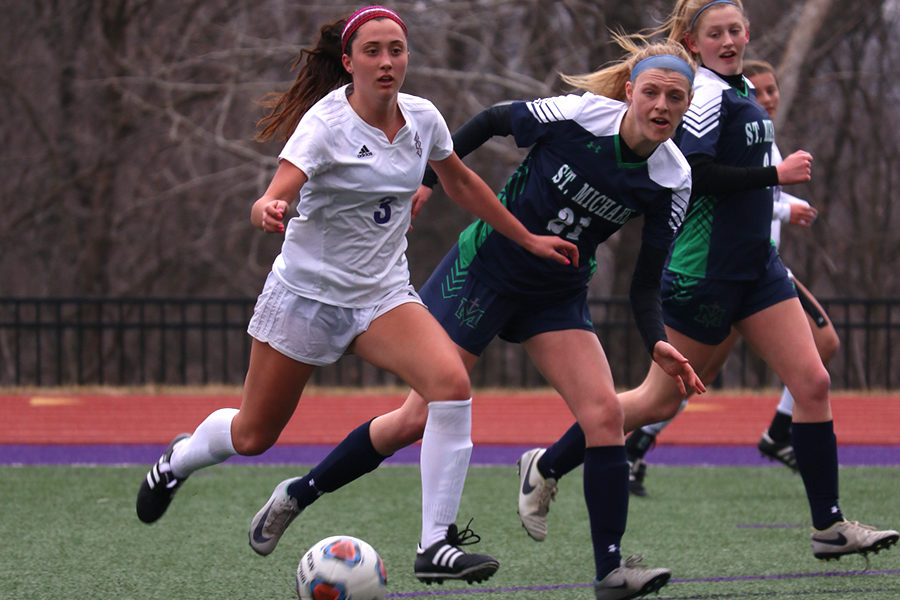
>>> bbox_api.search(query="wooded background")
[2,0,898,301]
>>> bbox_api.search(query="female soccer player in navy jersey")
[624,59,842,496]
[522,0,898,569]
[134,5,578,586]
[249,36,705,599]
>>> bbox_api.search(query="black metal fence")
[1,297,898,390]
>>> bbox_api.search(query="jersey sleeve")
[427,104,454,162]
[772,192,792,223]
[509,94,585,148]
[643,143,691,250]
[278,112,332,178]
[678,87,724,158]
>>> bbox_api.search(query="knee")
[812,368,831,398]
[576,395,624,441]
[231,426,277,456]
[418,366,471,402]
[793,367,831,406]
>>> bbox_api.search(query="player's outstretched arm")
[429,153,579,267]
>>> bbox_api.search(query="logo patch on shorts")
[694,303,725,328]
[455,297,485,329]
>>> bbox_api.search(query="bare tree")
[1,0,898,303]
[773,0,834,129]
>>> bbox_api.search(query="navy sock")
[583,446,629,580]
[287,420,388,508]
[538,423,585,480]
[792,421,843,530]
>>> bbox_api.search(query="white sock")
[419,398,473,549]
[641,398,688,437]
[777,386,794,416]
[169,408,238,478]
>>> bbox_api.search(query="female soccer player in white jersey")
[623,59,842,496]
[521,0,898,570]
[134,5,579,585]
[249,36,706,599]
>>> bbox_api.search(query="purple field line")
[383,569,900,598]
[2,444,900,467]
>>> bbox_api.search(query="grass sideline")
[3,464,899,599]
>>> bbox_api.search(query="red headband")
[341,6,408,54]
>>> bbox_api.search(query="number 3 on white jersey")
[374,196,397,224]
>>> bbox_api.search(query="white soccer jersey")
[769,142,810,249]
[272,85,453,307]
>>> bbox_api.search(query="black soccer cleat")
[136,433,190,523]
[414,521,499,584]
[628,458,649,497]
[758,432,798,472]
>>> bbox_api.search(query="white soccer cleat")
[594,555,671,600]
[811,520,899,561]
[249,477,303,556]
[516,448,557,541]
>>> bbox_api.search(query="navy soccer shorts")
[418,244,594,356]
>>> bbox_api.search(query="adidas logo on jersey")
[357,145,373,158]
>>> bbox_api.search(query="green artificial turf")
[2,464,899,599]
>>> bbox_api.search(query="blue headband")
[689,0,739,32]
[630,55,695,86]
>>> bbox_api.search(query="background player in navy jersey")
[624,59,841,495]
[517,0,898,568]
[134,5,578,585]
[249,37,706,599]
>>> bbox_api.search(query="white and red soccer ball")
[296,535,387,600]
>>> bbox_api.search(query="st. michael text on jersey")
[745,119,775,146]
[551,163,635,225]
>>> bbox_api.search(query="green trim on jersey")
[614,135,648,169]
[457,161,529,268]
[667,194,718,278]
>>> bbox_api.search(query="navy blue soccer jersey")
[668,66,776,280]
[456,93,691,298]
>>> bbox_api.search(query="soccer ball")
[296,535,387,600]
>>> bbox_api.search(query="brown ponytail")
[255,19,351,142]
[742,59,776,79]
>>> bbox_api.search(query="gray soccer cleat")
[594,555,671,600]
[249,477,303,556]
[811,520,899,561]
[516,448,558,541]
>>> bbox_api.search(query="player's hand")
[260,199,289,233]
[776,150,813,185]
[652,341,706,396]
[789,203,818,227]
[526,234,579,267]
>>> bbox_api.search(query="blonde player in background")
[624,59,841,495]
[521,0,898,570]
